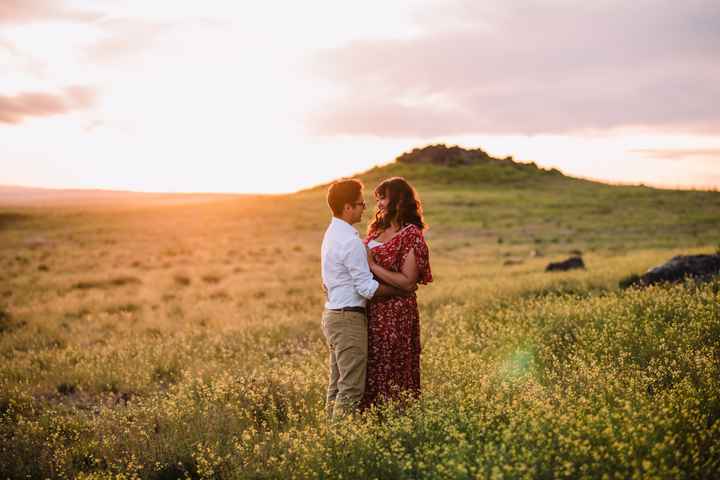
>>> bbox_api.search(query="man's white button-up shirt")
[321,217,379,309]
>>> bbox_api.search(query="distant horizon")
[2,156,719,197]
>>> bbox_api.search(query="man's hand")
[401,283,419,296]
[395,283,418,297]
[374,282,417,299]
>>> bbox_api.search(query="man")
[321,178,412,420]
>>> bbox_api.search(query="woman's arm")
[369,249,419,291]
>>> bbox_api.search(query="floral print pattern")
[361,225,432,409]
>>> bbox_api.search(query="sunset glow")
[2,0,719,193]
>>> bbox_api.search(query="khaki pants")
[321,309,367,420]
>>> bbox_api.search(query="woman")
[361,177,432,410]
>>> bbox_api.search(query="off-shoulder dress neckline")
[371,224,414,245]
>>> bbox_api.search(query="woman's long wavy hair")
[368,177,426,235]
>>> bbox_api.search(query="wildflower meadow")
[1,162,719,479]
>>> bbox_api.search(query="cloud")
[0,0,100,24]
[309,0,720,137]
[85,18,171,63]
[85,17,229,63]
[631,148,720,160]
[0,85,96,124]
[1,38,50,78]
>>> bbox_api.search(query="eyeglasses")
[352,201,366,208]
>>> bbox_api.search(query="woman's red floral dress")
[361,224,432,409]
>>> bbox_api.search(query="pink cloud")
[85,19,171,63]
[309,0,720,137]
[0,85,97,124]
[630,148,720,161]
[0,0,99,24]
[85,17,228,63]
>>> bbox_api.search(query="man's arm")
[344,237,381,300]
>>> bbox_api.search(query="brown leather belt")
[329,306,366,314]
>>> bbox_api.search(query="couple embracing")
[320,177,432,420]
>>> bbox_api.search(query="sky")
[1,0,719,193]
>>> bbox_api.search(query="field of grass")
[1,162,719,479]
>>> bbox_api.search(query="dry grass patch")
[202,273,223,284]
[72,275,142,290]
[104,303,142,315]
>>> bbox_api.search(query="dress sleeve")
[400,225,433,285]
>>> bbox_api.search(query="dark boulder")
[546,256,585,272]
[621,254,720,288]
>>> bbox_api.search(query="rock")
[621,254,720,288]
[545,256,585,272]
[395,144,494,166]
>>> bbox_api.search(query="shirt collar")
[331,216,359,237]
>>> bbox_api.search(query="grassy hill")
[1,148,719,478]
[316,145,720,252]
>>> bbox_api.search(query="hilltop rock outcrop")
[620,254,720,288]
[396,144,506,167]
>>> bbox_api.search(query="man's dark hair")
[327,179,363,216]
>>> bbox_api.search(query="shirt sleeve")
[343,236,380,300]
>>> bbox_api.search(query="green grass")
[1,160,719,479]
